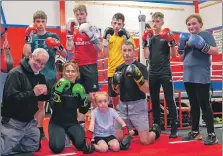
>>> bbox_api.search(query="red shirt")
[73,29,97,66]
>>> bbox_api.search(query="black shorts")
[94,135,116,144]
[108,77,119,97]
[79,64,98,93]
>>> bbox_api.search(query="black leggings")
[184,82,214,133]
[149,75,178,125]
[48,120,85,153]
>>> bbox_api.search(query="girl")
[49,61,94,154]
[178,14,219,145]
[86,91,129,152]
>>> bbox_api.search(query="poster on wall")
[213,29,222,54]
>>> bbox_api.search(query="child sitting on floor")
[86,91,131,152]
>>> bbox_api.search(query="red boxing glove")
[25,25,39,43]
[142,29,153,48]
[86,130,93,139]
[159,28,176,47]
[45,37,64,51]
[123,126,129,136]
[85,130,93,144]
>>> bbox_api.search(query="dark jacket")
[50,82,89,128]
[1,58,49,122]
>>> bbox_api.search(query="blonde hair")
[152,12,164,19]
[186,14,203,28]
[73,4,87,14]
[62,61,80,79]
[94,91,109,103]
[33,10,47,22]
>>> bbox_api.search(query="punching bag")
[1,47,14,73]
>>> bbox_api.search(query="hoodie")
[1,58,49,122]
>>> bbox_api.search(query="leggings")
[184,82,214,133]
[48,119,85,153]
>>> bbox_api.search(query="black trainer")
[169,124,178,138]
[182,131,202,141]
[204,133,218,145]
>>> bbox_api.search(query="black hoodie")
[1,58,49,122]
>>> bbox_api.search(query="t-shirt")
[31,32,59,80]
[183,31,216,84]
[116,61,148,102]
[91,108,120,137]
[148,35,171,76]
[108,34,136,77]
[73,29,97,66]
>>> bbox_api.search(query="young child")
[49,61,94,154]
[86,92,130,152]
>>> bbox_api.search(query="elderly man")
[1,48,49,156]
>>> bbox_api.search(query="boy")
[66,5,102,127]
[23,10,67,139]
[142,12,178,138]
[103,13,136,109]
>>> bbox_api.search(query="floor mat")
[33,134,221,156]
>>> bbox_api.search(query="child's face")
[111,18,124,34]
[96,94,109,112]
[151,17,163,31]
[64,65,79,83]
[74,10,87,24]
[186,17,202,34]
[33,18,47,32]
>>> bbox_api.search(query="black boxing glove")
[103,27,114,46]
[125,64,145,87]
[118,28,130,40]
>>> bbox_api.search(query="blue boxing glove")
[178,33,190,55]
[187,34,210,54]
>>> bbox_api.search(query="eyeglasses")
[32,56,47,67]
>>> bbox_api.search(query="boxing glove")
[85,130,93,143]
[45,37,64,52]
[72,83,87,99]
[118,28,130,40]
[178,33,190,55]
[112,71,123,91]
[159,28,176,47]
[142,29,153,48]
[103,27,114,46]
[79,23,100,44]
[125,64,145,87]
[123,126,129,136]
[25,25,39,43]
[66,18,79,40]
[187,34,210,54]
[55,78,71,94]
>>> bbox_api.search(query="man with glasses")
[23,10,67,140]
[1,48,50,155]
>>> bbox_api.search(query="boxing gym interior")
[0,1,222,156]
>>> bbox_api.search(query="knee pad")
[149,123,161,140]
